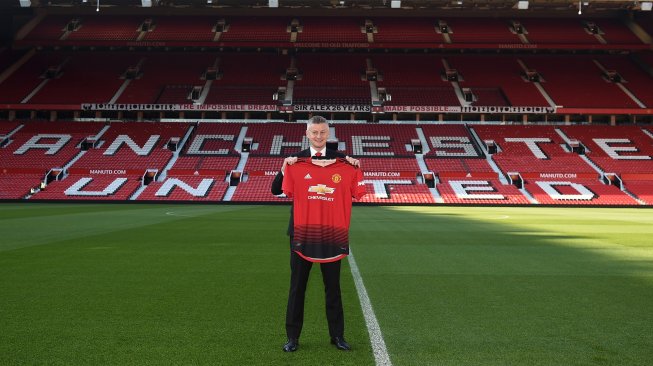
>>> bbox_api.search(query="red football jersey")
[282,158,366,263]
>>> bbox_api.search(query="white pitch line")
[348,249,393,366]
[165,211,195,217]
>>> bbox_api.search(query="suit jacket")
[271,148,347,236]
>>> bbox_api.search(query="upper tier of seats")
[446,55,550,107]
[296,17,366,43]
[0,51,71,103]
[520,54,641,109]
[593,54,653,108]
[117,53,218,104]
[21,15,647,47]
[29,51,136,104]
[443,18,518,44]
[2,50,653,110]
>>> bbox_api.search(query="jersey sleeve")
[352,167,366,200]
[282,164,295,198]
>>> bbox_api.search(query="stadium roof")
[1,0,651,13]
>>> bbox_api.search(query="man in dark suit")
[271,115,360,353]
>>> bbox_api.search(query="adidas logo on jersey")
[304,173,312,180]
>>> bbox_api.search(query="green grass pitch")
[1,203,652,365]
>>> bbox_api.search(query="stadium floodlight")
[642,2,653,11]
[391,0,401,8]
[517,1,528,10]
[578,0,582,14]
[269,0,278,7]
[19,0,31,7]
[141,0,152,7]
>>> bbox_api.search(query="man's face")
[306,122,329,150]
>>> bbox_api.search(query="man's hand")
[345,156,360,168]
[281,156,298,174]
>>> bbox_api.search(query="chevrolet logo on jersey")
[308,184,335,195]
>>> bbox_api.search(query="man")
[271,116,361,353]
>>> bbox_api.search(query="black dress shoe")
[283,338,299,352]
[330,336,351,351]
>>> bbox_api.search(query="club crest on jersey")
[331,174,342,183]
[308,184,335,195]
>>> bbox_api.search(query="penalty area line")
[348,249,393,366]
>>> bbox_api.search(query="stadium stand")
[472,125,597,174]
[232,157,289,202]
[20,14,644,47]
[516,18,599,44]
[136,175,230,201]
[296,17,367,43]
[204,53,289,105]
[22,15,71,41]
[446,55,549,107]
[0,120,21,135]
[218,17,291,42]
[594,54,653,108]
[624,181,653,204]
[0,48,26,75]
[0,120,650,205]
[1,6,652,206]
[523,178,638,205]
[333,123,419,157]
[357,157,420,172]
[358,179,436,204]
[292,53,370,105]
[587,18,644,44]
[170,122,242,171]
[69,122,189,171]
[64,16,142,41]
[31,174,143,201]
[141,16,217,42]
[520,54,641,108]
[117,53,217,104]
[28,52,137,104]
[421,124,482,158]
[444,18,519,44]
[0,120,104,171]
[370,54,460,106]
[231,175,290,202]
[438,178,530,204]
[245,123,307,156]
[0,51,70,103]
[559,125,653,174]
[372,18,440,43]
